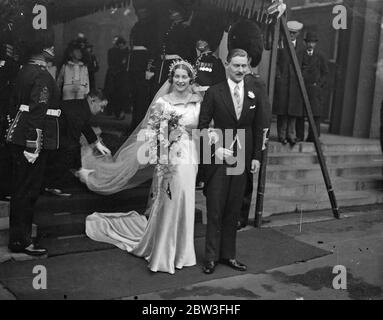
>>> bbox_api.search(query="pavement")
[0,205,382,300]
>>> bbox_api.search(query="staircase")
[1,120,383,246]
[248,136,383,218]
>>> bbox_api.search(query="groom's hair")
[227,48,249,63]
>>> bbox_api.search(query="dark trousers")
[277,115,296,141]
[43,144,81,189]
[307,116,321,141]
[9,144,48,248]
[130,72,151,131]
[296,117,305,141]
[239,172,253,225]
[0,144,12,198]
[205,165,247,262]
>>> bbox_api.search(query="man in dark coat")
[297,32,329,142]
[44,89,110,195]
[6,29,61,256]
[199,49,271,275]
[128,6,158,131]
[273,21,304,145]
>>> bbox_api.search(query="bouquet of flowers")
[144,104,185,199]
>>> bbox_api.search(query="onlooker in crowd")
[86,44,99,90]
[273,20,304,145]
[57,43,90,101]
[104,36,129,120]
[297,31,328,142]
[44,89,111,196]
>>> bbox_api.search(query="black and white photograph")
[0,0,382,304]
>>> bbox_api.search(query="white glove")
[95,141,111,156]
[251,160,261,174]
[215,147,233,161]
[23,151,39,164]
[76,168,95,183]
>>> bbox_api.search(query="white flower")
[248,91,256,99]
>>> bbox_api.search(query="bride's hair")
[168,60,196,84]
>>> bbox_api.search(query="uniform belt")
[132,46,148,51]
[19,104,61,117]
[165,54,181,60]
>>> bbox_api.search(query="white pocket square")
[250,105,257,110]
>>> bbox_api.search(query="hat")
[304,32,318,42]
[228,19,264,68]
[287,21,303,33]
[191,10,225,52]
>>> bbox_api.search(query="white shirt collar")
[292,39,297,47]
[227,78,244,92]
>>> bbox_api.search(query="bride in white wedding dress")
[81,61,201,274]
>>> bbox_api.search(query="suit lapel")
[220,81,238,122]
[238,82,252,124]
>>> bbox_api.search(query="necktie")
[234,85,242,119]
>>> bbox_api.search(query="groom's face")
[226,55,249,83]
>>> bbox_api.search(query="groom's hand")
[251,160,261,174]
[215,147,234,161]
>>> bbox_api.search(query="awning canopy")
[1,0,263,26]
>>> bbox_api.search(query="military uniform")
[128,18,157,129]
[195,51,226,87]
[155,20,194,86]
[6,59,61,249]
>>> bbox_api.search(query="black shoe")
[203,261,216,274]
[237,221,247,230]
[9,243,48,257]
[45,188,72,197]
[288,138,297,146]
[219,259,247,271]
[296,138,303,143]
[279,139,288,145]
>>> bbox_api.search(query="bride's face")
[173,68,191,93]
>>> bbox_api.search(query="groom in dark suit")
[199,49,270,274]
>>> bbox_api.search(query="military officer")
[128,6,158,130]
[297,32,329,142]
[155,5,195,86]
[6,28,61,256]
[195,39,226,88]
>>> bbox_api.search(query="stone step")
[34,183,151,214]
[267,152,383,166]
[250,190,383,218]
[264,175,383,197]
[268,141,382,154]
[266,162,383,181]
